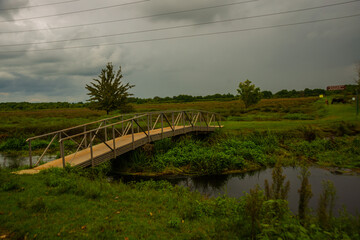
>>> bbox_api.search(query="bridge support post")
[121,116,124,134]
[60,140,65,168]
[161,114,163,139]
[147,114,150,143]
[104,120,107,141]
[131,120,134,150]
[172,112,174,136]
[112,126,116,159]
[84,126,87,147]
[28,140,32,168]
[191,112,194,131]
[207,113,209,131]
[136,114,139,133]
[183,111,185,133]
[90,132,94,168]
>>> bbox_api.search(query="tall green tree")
[86,62,134,115]
[356,62,360,91]
[237,79,262,108]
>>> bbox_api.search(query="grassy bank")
[1,166,360,240]
[1,96,358,154]
[114,130,360,176]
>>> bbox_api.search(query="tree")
[261,90,273,99]
[86,63,134,115]
[237,79,261,108]
[355,62,360,90]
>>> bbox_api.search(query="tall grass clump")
[317,180,336,229]
[298,166,313,225]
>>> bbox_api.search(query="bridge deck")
[16,125,220,174]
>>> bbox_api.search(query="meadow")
[1,96,360,239]
[1,165,360,239]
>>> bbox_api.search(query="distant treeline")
[128,85,358,104]
[0,85,357,111]
[0,102,89,111]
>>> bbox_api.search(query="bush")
[283,113,315,120]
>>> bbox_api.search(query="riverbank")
[110,130,360,177]
[1,165,360,240]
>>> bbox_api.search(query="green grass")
[1,167,360,240]
[223,100,360,134]
[114,131,360,176]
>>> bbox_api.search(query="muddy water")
[117,167,360,215]
[0,152,57,168]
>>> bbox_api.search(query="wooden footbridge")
[17,110,222,174]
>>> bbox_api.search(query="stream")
[116,167,360,215]
[2,153,359,215]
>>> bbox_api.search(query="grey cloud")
[0,0,359,102]
[139,0,233,23]
[0,0,29,20]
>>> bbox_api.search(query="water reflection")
[115,167,360,215]
[0,152,57,168]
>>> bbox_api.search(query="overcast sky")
[0,0,359,102]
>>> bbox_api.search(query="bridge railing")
[26,109,222,168]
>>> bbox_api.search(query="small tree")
[237,79,261,108]
[86,63,134,115]
[355,62,360,90]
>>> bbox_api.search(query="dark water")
[116,167,360,215]
[0,153,57,168]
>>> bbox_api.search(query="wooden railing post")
[136,114,140,133]
[150,114,152,130]
[207,112,209,131]
[131,119,134,150]
[172,112,175,136]
[192,111,194,130]
[103,120,107,141]
[121,115,124,134]
[112,125,116,159]
[90,132,94,168]
[28,140,32,167]
[60,140,66,168]
[161,113,163,139]
[84,126,87,147]
[147,114,150,143]
[183,111,185,133]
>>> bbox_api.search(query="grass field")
[1,96,359,155]
[1,97,360,239]
[1,166,360,240]
[1,96,354,139]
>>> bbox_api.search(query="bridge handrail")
[27,109,222,168]
[59,114,147,141]
[26,109,221,141]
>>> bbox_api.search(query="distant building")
[326,85,346,91]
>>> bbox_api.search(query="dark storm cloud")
[0,72,76,94]
[0,0,359,101]
[139,0,233,23]
[0,0,29,20]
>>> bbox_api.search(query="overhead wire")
[0,0,258,34]
[0,0,80,11]
[0,0,359,47]
[1,13,359,53]
[0,0,150,23]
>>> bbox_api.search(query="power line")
[0,0,150,23]
[0,0,80,11]
[1,0,359,47]
[2,13,359,54]
[0,0,258,33]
